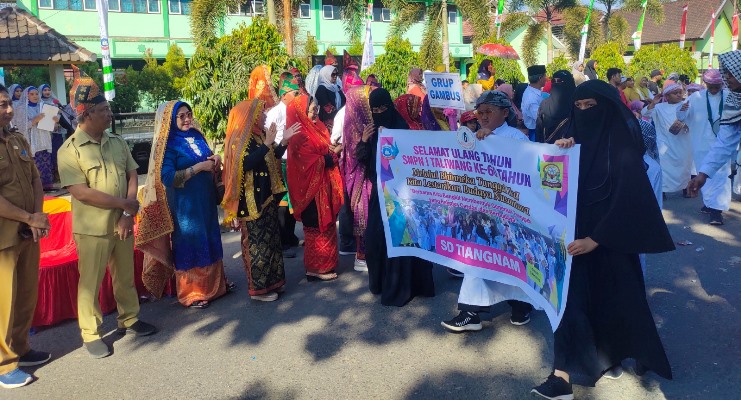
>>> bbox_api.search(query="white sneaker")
[250,292,279,302]
[354,258,368,272]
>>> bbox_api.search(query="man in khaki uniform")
[0,85,52,389]
[58,69,156,359]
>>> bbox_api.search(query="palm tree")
[597,0,664,41]
[508,0,576,64]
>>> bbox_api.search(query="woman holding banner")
[356,88,435,307]
[531,80,674,400]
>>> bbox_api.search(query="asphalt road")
[6,192,740,399]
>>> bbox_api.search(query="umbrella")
[476,43,520,60]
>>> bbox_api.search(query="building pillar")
[49,64,67,105]
[162,0,170,38]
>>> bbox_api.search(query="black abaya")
[357,88,435,307]
[554,80,674,386]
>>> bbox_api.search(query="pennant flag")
[361,0,375,70]
[631,0,648,51]
[495,0,505,39]
[733,13,739,51]
[709,11,716,68]
[679,4,688,49]
[96,0,115,100]
[579,0,595,61]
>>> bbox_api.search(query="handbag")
[214,168,225,204]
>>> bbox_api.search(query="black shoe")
[83,339,111,359]
[118,320,157,337]
[18,349,51,367]
[440,311,482,332]
[634,361,648,376]
[709,211,724,225]
[531,374,573,400]
[446,268,464,278]
[510,311,531,326]
[699,206,712,214]
[602,365,623,380]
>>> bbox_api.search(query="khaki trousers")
[74,233,139,343]
[0,240,39,375]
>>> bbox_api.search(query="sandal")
[226,281,237,293]
[189,300,209,309]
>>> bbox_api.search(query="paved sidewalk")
[6,193,740,399]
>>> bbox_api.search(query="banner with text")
[376,129,580,330]
[423,72,465,110]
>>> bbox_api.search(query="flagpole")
[709,11,716,68]
[495,0,505,39]
[579,0,595,62]
[679,4,687,49]
[733,10,739,51]
[631,0,647,51]
[361,0,375,71]
[95,0,115,100]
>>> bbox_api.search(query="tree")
[110,68,141,114]
[546,54,571,77]
[589,42,626,78]
[347,39,364,56]
[597,0,664,41]
[360,37,420,99]
[130,49,180,110]
[5,66,50,89]
[190,0,228,45]
[626,44,698,81]
[162,44,189,93]
[521,0,577,63]
[468,41,526,86]
[183,19,293,140]
[522,22,546,67]
[563,5,603,59]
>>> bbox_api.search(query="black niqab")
[369,88,408,132]
[536,70,576,143]
[513,83,528,110]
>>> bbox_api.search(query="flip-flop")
[189,300,209,309]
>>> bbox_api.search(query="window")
[448,11,456,24]
[299,2,310,18]
[381,8,390,22]
[41,0,157,11]
[38,0,53,9]
[227,0,264,16]
[52,0,83,11]
[83,0,96,10]
[169,0,190,14]
[322,4,333,19]
[251,1,263,14]
[227,2,241,15]
[108,0,120,11]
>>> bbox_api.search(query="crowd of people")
[2,48,741,399]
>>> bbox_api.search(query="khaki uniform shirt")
[0,129,39,250]
[58,128,138,236]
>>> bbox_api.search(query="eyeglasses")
[177,112,193,120]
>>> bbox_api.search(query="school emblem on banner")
[541,162,563,190]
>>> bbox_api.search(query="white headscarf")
[318,65,342,109]
[305,65,323,99]
[13,87,52,154]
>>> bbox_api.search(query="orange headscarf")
[221,99,284,223]
[248,65,278,109]
[285,95,344,231]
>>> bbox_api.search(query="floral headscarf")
[393,94,424,130]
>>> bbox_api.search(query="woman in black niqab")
[536,70,576,143]
[533,80,675,396]
[355,88,435,307]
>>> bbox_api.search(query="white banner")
[423,72,465,111]
[376,129,580,330]
[96,0,115,100]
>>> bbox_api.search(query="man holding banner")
[522,65,547,141]
[442,91,533,332]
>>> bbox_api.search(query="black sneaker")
[531,374,573,400]
[699,206,712,214]
[602,365,623,380]
[440,311,482,332]
[18,349,51,367]
[709,211,724,226]
[118,320,157,337]
[510,311,531,326]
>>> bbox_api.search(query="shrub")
[360,37,420,99]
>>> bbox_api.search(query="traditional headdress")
[702,69,723,85]
[325,50,337,66]
[278,72,300,97]
[69,65,106,115]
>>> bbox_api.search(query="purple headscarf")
[342,85,374,236]
[421,96,443,131]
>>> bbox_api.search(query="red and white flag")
[733,13,739,51]
[709,11,716,68]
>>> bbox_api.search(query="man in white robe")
[642,83,694,195]
[676,69,731,225]
[441,91,534,333]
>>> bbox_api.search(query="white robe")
[642,103,693,192]
[677,90,732,211]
